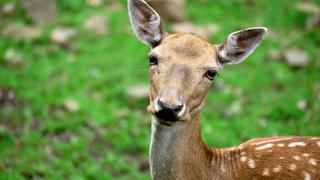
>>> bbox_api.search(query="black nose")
[158,100,183,113]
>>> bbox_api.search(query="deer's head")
[128,0,267,125]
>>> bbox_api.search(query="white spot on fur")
[255,143,274,150]
[277,143,285,147]
[288,142,306,147]
[303,153,310,157]
[252,138,293,145]
[241,156,247,162]
[262,168,269,176]
[273,165,282,173]
[279,157,284,160]
[221,164,226,172]
[289,164,297,171]
[248,159,255,169]
[293,156,300,161]
[309,159,317,166]
[304,171,311,180]
[317,141,320,147]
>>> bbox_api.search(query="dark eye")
[205,70,218,80]
[148,56,158,66]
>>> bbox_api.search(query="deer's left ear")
[128,0,163,48]
[217,27,267,65]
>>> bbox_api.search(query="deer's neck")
[150,113,213,179]
[150,113,242,180]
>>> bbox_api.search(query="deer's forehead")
[154,33,217,62]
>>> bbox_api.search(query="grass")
[0,0,319,179]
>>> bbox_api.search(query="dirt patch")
[0,86,17,107]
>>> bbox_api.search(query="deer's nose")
[158,99,183,114]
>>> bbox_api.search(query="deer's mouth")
[154,109,179,125]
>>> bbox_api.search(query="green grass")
[0,0,319,179]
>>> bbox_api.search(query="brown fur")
[128,1,319,179]
[148,33,218,118]
[146,33,320,180]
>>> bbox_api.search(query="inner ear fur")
[128,0,164,48]
[217,27,267,65]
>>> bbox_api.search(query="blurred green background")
[0,0,319,179]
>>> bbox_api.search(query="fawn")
[128,0,320,179]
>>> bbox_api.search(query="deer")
[127,0,320,179]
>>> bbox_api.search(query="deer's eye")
[205,70,218,80]
[148,56,158,66]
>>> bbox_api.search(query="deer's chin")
[152,110,191,127]
[152,114,186,126]
[155,109,178,121]
[153,110,179,126]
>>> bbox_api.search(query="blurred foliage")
[0,0,319,179]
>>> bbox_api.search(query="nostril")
[158,100,183,113]
[158,100,169,110]
[174,104,183,113]
[157,100,164,109]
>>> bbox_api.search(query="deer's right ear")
[128,0,163,48]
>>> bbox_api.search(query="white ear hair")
[128,0,163,47]
[218,27,267,65]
